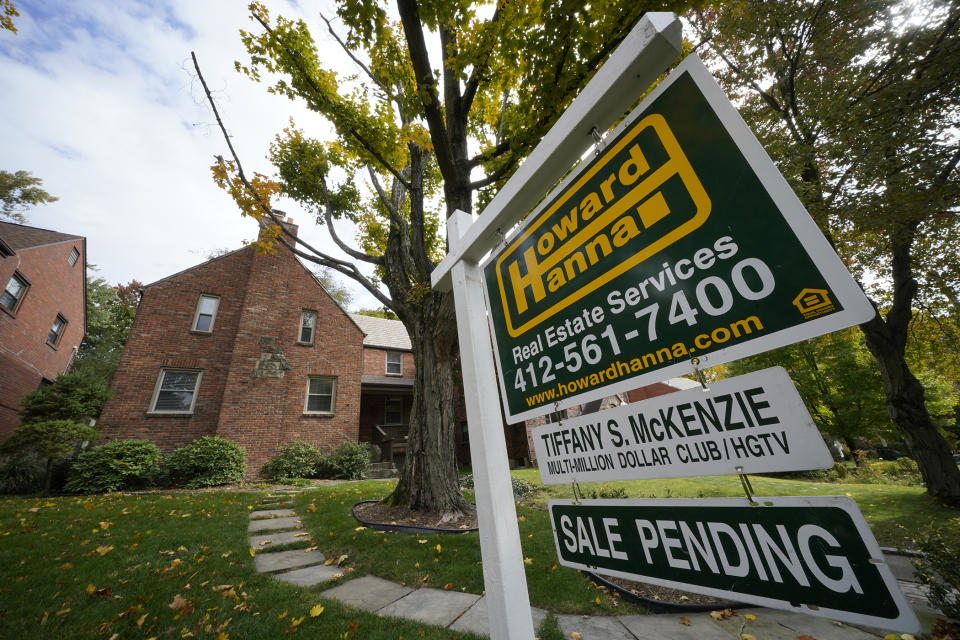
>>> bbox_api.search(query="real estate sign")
[483,54,874,423]
[548,497,919,633]
[532,367,832,484]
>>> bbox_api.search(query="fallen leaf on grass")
[136,613,148,628]
[523,557,533,565]
[291,616,305,627]
[443,583,453,591]
[309,604,324,617]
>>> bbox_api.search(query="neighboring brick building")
[98,220,367,473]
[0,221,86,441]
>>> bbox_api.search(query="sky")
[0,0,383,310]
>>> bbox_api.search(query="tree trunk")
[384,291,470,519]
[860,313,960,506]
[43,457,53,497]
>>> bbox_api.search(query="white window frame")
[1,271,29,314]
[68,247,80,266]
[384,396,404,424]
[47,313,67,346]
[149,368,202,414]
[304,376,336,415]
[299,310,317,344]
[191,294,220,333]
[385,351,403,375]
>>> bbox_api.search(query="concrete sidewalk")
[248,492,943,639]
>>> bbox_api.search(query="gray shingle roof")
[0,221,83,251]
[348,313,412,351]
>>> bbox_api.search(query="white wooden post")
[449,208,535,640]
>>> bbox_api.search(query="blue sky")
[0,0,381,309]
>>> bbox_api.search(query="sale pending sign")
[483,55,874,422]
[549,497,919,633]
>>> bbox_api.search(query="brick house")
[98,220,368,473]
[0,221,87,440]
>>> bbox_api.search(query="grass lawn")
[2,471,956,639]
[511,468,960,548]
[0,490,487,640]
[292,481,641,616]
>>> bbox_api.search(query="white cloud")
[0,0,382,310]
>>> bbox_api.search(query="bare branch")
[192,51,392,310]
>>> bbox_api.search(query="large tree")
[698,0,960,504]
[199,0,697,518]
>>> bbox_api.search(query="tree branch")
[192,51,392,309]
[460,0,505,117]
[395,0,456,183]
[251,12,411,190]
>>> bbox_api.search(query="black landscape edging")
[351,500,479,535]
[585,571,751,614]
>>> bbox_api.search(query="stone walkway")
[248,491,938,639]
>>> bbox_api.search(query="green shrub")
[460,474,538,501]
[259,440,324,482]
[318,442,370,480]
[588,486,627,500]
[895,456,919,475]
[64,439,161,493]
[0,419,98,495]
[912,527,960,619]
[165,436,246,488]
[0,453,44,494]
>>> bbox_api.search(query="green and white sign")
[483,54,874,423]
[549,497,919,633]
[533,366,832,484]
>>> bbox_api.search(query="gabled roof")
[348,313,412,351]
[0,220,83,252]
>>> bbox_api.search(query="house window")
[68,247,80,266]
[384,396,404,424]
[299,310,316,344]
[150,369,201,413]
[47,314,67,346]
[1,272,28,313]
[192,295,220,332]
[305,377,336,414]
[386,351,402,375]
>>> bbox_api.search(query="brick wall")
[361,346,414,378]
[0,239,85,440]
[98,227,366,476]
[97,247,255,452]
[214,238,364,472]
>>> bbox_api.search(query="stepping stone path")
[248,491,908,639]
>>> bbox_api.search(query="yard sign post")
[433,13,684,640]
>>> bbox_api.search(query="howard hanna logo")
[495,113,711,338]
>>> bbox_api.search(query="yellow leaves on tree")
[209,159,281,252]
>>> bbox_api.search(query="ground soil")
[353,500,479,531]
[601,575,742,608]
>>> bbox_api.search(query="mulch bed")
[590,573,747,613]
[352,500,479,533]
